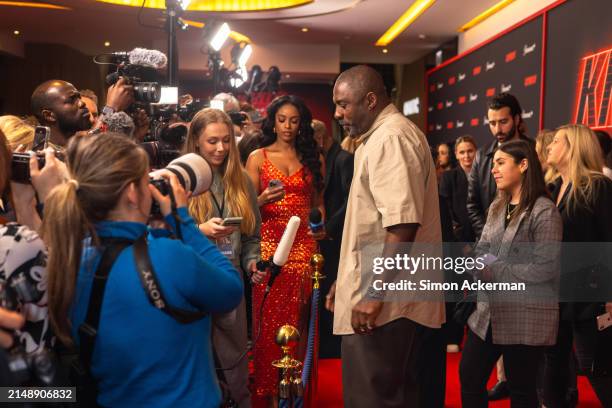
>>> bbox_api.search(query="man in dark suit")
[312,119,353,358]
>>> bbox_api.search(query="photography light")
[178,0,192,10]
[238,44,252,66]
[210,23,231,52]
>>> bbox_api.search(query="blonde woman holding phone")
[185,108,262,408]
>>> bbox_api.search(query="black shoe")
[488,380,510,401]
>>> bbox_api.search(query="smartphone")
[32,126,51,150]
[222,217,243,227]
[268,179,284,189]
[597,312,612,331]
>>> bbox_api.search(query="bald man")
[31,80,92,147]
[326,65,445,407]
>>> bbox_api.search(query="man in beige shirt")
[326,65,444,407]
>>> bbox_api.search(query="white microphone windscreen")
[273,216,301,266]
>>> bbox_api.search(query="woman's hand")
[30,148,68,203]
[250,261,267,284]
[0,308,24,349]
[149,172,189,217]
[257,186,285,206]
[198,217,237,239]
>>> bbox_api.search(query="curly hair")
[260,95,323,191]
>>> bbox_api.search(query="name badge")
[216,236,235,260]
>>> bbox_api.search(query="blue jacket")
[70,207,243,408]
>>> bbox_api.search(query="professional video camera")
[148,153,212,216]
[142,94,208,168]
[0,276,58,386]
[101,48,167,104]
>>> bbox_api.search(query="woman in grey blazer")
[459,140,563,408]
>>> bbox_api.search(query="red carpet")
[314,355,602,407]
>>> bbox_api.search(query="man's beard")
[58,115,91,136]
[496,122,517,143]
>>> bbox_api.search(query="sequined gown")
[252,150,317,397]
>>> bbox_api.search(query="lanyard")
[211,191,225,217]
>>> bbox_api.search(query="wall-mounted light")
[458,0,515,32]
[376,0,436,46]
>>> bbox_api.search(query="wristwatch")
[101,105,115,116]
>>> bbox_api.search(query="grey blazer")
[468,195,563,346]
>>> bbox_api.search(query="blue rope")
[279,286,320,408]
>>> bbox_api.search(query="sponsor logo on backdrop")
[429,84,435,92]
[437,102,443,110]
[469,93,478,102]
[471,118,479,126]
[486,88,496,97]
[449,76,456,85]
[483,116,490,126]
[446,100,453,108]
[486,61,496,71]
[523,43,536,56]
[456,120,464,128]
[575,47,612,128]
[506,50,517,62]
[458,73,466,81]
[501,83,512,93]
[447,121,454,129]
[473,66,482,76]
[437,82,444,89]
[458,96,466,104]
[428,106,434,112]
[429,124,434,131]
[436,124,442,131]
[522,110,534,119]
[524,75,538,86]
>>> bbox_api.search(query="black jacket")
[323,142,354,242]
[552,176,612,320]
[467,135,534,238]
[439,167,476,243]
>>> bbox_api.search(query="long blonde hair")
[42,133,149,345]
[184,108,256,235]
[554,124,605,211]
[0,115,35,150]
[535,129,558,184]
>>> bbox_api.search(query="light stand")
[165,0,183,86]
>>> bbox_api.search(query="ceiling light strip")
[458,0,515,32]
[0,1,72,10]
[96,0,312,12]
[375,0,436,46]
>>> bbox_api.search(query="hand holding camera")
[106,76,135,112]
[149,172,189,217]
[0,308,25,349]
[30,148,68,203]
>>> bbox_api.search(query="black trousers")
[543,319,612,407]
[341,318,422,408]
[460,328,544,408]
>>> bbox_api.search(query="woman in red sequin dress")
[246,95,324,405]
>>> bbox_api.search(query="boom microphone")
[101,111,135,138]
[256,216,301,292]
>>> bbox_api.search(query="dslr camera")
[105,55,161,104]
[148,153,212,216]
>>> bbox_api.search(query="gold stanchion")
[273,325,303,401]
[310,253,325,289]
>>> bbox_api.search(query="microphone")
[110,48,168,69]
[309,208,324,233]
[101,111,135,138]
[256,216,301,292]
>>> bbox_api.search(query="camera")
[0,270,58,386]
[106,62,161,104]
[10,150,65,184]
[148,153,213,216]
[229,112,249,128]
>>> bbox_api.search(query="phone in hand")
[597,312,612,331]
[268,179,284,189]
[222,217,243,227]
[32,126,51,150]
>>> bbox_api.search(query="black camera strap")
[132,234,208,323]
[79,237,133,371]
